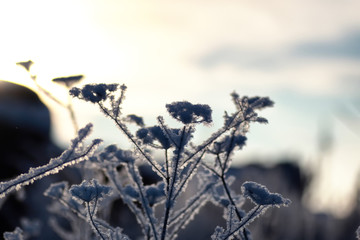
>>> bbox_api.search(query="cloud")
[198,30,360,71]
[198,47,281,70]
[292,31,360,60]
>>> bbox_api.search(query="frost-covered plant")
[0,83,290,240]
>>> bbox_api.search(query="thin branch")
[182,110,242,165]
[221,176,242,220]
[35,81,66,107]
[67,93,79,134]
[216,153,224,171]
[158,117,179,149]
[161,126,186,240]
[222,128,237,174]
[128,162,159,240]
[98,103,166,179]
[172,149,206,201]
[105,167,147,232]
[200,162,221,178]
[222,205,264,240]
[165,149,170,190]
[0,140,99,198]
[86,202,106,240]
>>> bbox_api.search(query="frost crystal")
[242,181,291,206]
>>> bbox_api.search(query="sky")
[1,0,360,216]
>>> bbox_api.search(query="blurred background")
[0,0,360,238]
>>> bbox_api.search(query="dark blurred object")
[0,81,80,239]
[0,80,55,179]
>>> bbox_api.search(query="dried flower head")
[166,101,212,124]
[52,75,84,88]
[126,114,145,127]
[16,60,33,72]
[44,181,68,200]
[242,181,291,207]
[70,84,119,103]
[70,179,111,203]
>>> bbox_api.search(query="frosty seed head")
[242,181,291,207]
[70,84,119,103]
[115,149,136,164]
[44,181,68,199]
[16,60,34,72]
[126,114,145,127]
[70,179,111,203]
[136,125,177,149]
[166,101,212,125]
[52,75,84,88]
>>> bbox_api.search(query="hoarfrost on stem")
[0,124,101,199]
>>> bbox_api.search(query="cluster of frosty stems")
[0,82,290,240]
[68,83,289,240]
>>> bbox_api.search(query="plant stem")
[165,149,170,191]
[172,149,206,201]
[221,176,242,220]
[67,94,79,134]
[128,162,159,240]
[223,205,263,240]
[35,81,66,107]
[182,111,242,165]
[161,126,186,240]
[0,140,98,198]
[86,202,106,240]
[105,167,148,234]
[98,103,165,179]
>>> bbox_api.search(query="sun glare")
[0,1,130,102]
